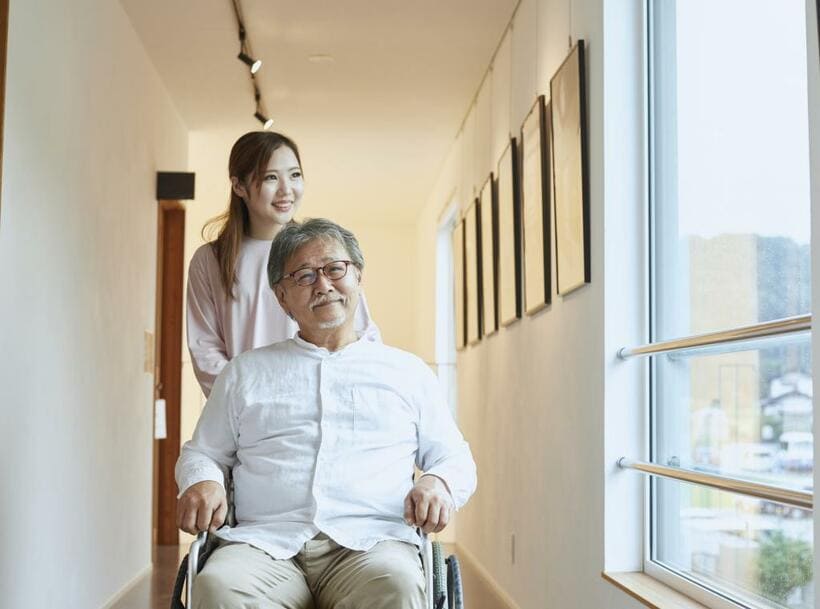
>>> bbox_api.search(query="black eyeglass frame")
[278,260,356,287]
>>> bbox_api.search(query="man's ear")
[231,176,248,201]
[273,284,291,316]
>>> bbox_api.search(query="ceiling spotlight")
[254,111,273,130]
[238,51,262,74]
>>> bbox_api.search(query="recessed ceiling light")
[308,54,335,64]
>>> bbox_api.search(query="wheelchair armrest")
[420,535,434,609]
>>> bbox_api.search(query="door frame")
[153,199,186,546]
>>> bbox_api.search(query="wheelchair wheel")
[431,541,447,608]
[446,555,463,609]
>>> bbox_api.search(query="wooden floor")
[111,545,187,609]
[111,542,509,609]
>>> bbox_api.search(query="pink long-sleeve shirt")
[186,237,380,396]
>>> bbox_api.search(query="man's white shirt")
[176,334,477,559]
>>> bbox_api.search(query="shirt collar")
[292,331,364,357]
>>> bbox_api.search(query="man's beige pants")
[193,534,426,609]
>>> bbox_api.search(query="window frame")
[640,2,814,608]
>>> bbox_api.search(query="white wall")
[0,1,188,607]
[414,0,646,606]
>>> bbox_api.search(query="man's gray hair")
[267,218,365,288]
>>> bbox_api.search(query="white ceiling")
[121,0,517,224]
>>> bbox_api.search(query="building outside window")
[646,1,813,607]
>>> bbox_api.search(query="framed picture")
[520,95,551,314]
[452,219,465,351]
[497,137,521,326]
[464,201,481,345]
[550,40,590,295]
[479,174,497,336]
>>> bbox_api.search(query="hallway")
[2,2,819,609]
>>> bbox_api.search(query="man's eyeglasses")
[280,260,355,287]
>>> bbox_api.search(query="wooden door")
[154,200,185,545]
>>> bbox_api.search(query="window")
[644,1,813,608]
[435,201,460,417]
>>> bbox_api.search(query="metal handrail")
[617,458,813,510]
[617,314,811,359]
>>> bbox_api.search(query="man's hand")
[177,480,228,535]
[403,475,454,534]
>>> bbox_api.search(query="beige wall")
[0,0,188,607]
[413,0,646,607]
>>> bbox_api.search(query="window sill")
[602,572,709,609]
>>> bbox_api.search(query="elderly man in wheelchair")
[174,219,476,609]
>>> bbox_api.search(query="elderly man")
[175,218,477,609]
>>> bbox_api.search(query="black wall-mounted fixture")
[156,172,196,201]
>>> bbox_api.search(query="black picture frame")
[519,95,552,314]
[497,137,522,326]
[464,200,481,345]
[479,174,497,336]
[550,40,590,296]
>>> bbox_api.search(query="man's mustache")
[310,296,344,310]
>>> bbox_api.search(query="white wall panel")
[602,0,647,573]
[474,77,493,184]
[491,32,513,164]
[510,0,538,131]
[460,108,477,209]
[537,0,573,95]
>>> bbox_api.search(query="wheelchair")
[171,529,463,609]
[170,477,464,609]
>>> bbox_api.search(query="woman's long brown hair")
[202,131,302,299]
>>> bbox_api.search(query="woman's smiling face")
[235,145,304,232]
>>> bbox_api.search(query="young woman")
[187,131,379,396]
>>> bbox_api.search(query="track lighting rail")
[231,0,272,128]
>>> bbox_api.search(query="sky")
[671,0,811,244]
